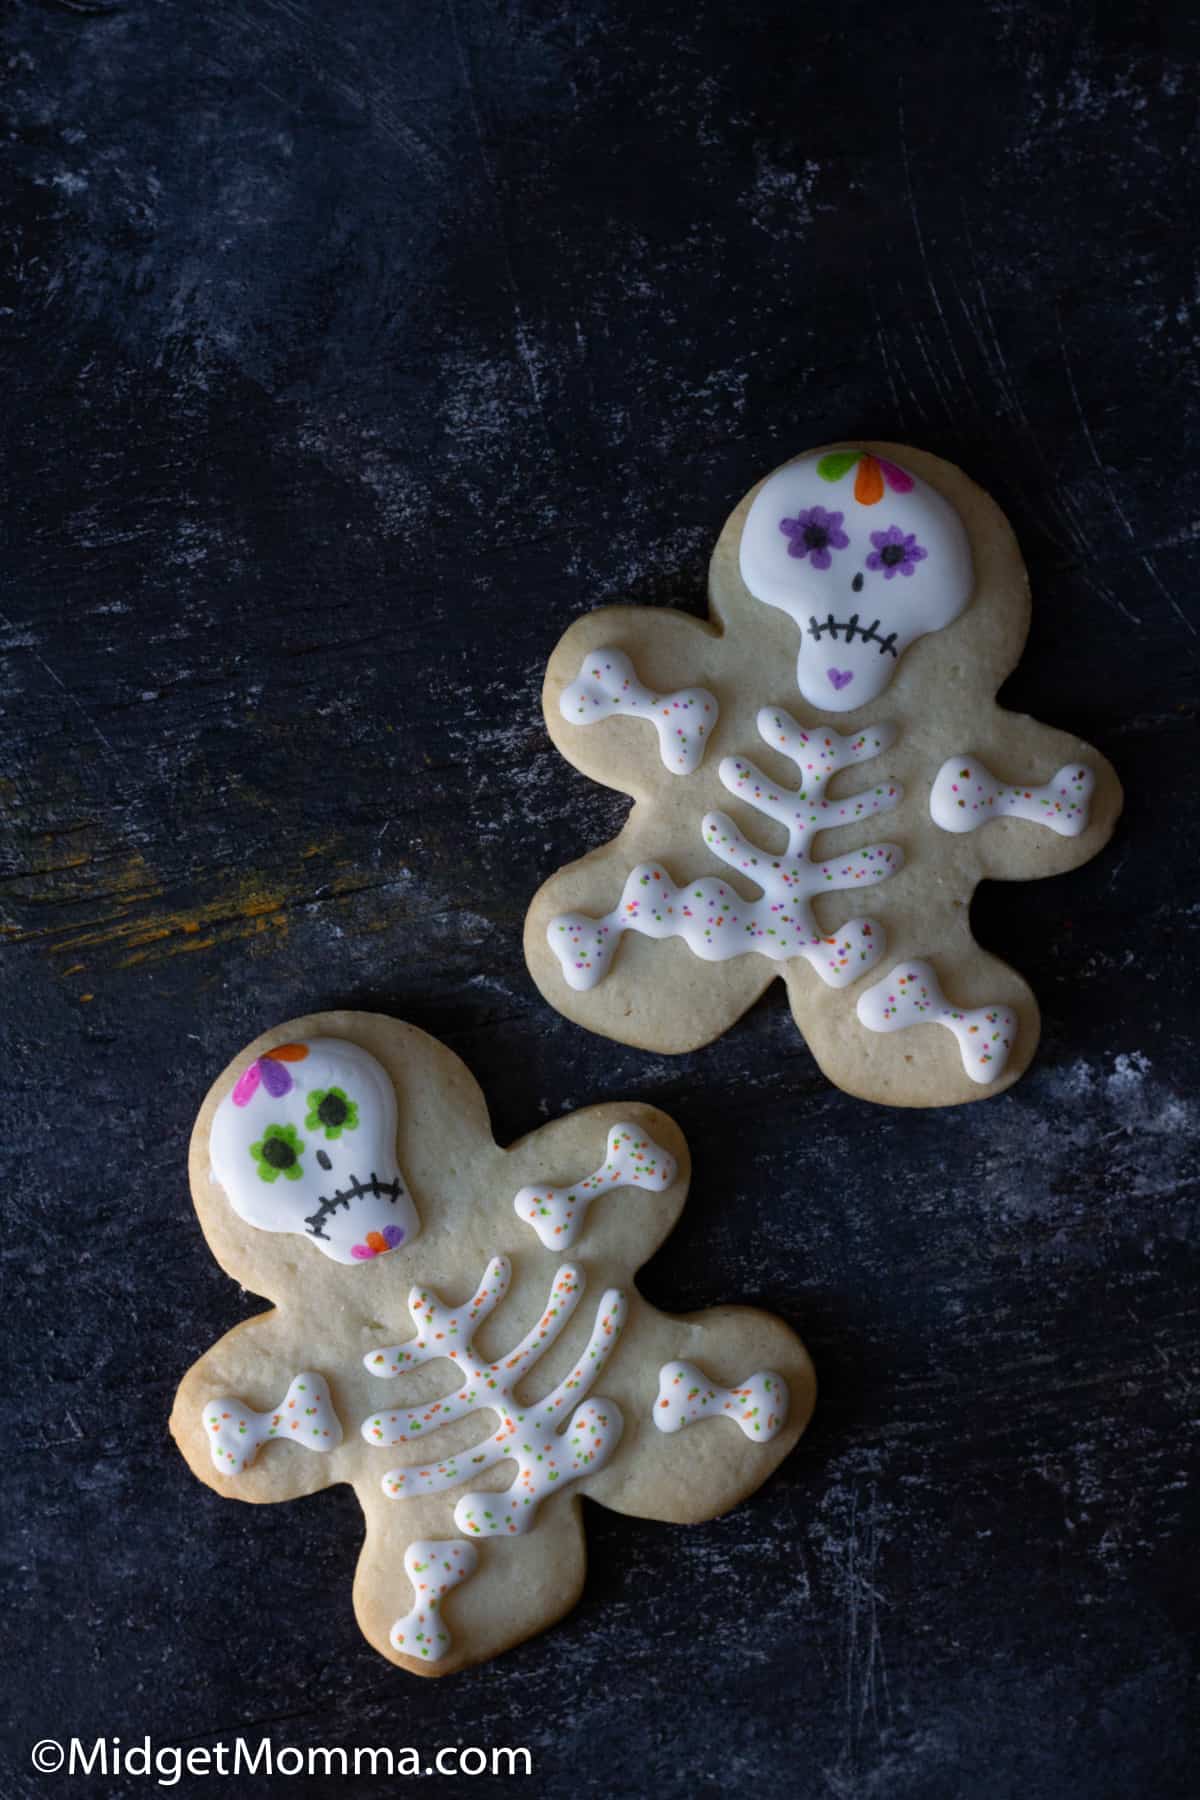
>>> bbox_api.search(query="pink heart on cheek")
[827,668,854,691]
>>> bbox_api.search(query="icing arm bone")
[654,1362,788,1440]
[513,1122,676,1249]
[203,1373,342,1475]
[363,1258,626,1536]
[560,646,718,775]
[931,757,1094,836]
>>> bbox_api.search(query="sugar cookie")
[171,1013,815,1673]
[526,443,1122,1104]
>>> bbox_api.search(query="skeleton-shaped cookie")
[525,443,1122,1104]
[172,1014,814,1674]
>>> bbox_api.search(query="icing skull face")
[738,449,973,712]
[209,1038,420,1264]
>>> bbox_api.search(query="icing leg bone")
[390,1541,478,1662]
[513,1122,676,1250]
[559,646,718,775]
[931,757,1094,836]
[203,1373,341,1475]
[856,960,1017,1084]
[362,1257,626,1536]
[548,711,902,992]
[654,1362,789,1440]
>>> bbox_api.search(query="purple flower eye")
[778,506,850,572]
[865,523,927,580]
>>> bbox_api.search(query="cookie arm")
[931,712,1122,884]
[544,604,724,798]
[525,835,775,1054]
[171,1311,347,1504]
[586,1304,816,1526]
[505,1100,690,1264]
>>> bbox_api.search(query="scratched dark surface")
[2,2,1198,1796]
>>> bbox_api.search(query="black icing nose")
[852,571,864,593]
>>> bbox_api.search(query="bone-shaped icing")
[390,1540,478,1662]
[856,960,1016,1083]
[362,1257,625,1537]
[202,1373,342,1475]
[559,646,718,775]
[548,709,902,991]
[513,1123,676,1249]
[654,1361,789,1440]
[931,757,1094,836]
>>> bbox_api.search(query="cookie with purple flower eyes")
[525,442,1122,1106]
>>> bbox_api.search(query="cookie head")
[738,448,973,712]
[209,1038,421,1264]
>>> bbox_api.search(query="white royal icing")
[739,449,973,713]
[209,1037,421,1265]
[513,1123,676,1250]
[390,1541,478,1663]
[931,757,1094,836]
[363,1258,625,1537]
[560,646,718,775]
[654,1362,789,1440]
[548,709,901,991]
[856,960,1016,1083]
[202,1373,342,1475]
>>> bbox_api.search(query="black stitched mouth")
[807,612,898,658]
[304,1173,406,1241]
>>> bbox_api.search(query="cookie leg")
[171,1314,347,1503]
[587,1303,816,1526]
[352,1479,591,1675]
[544,604,724,796]
[526,840,775,1054]
[788,895,1040,1107]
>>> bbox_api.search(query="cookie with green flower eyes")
[173,1010,816,1677]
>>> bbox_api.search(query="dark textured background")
[3,2,1198,1796]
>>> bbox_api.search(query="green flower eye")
[304,1086,359,1141]
[249,1123,305,1183]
